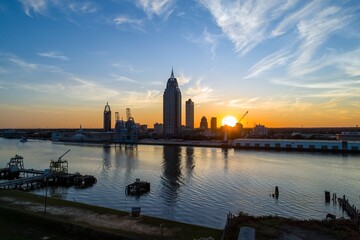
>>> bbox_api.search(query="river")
[0,138,359,229]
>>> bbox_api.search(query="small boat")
[126,179,150,196]
[20,137,28,143]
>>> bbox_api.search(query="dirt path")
[0,196,174,238]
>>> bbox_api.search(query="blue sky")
[0,0,360,128]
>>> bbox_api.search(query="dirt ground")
[0,196,175,238]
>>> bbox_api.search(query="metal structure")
[114,108,138,143]
[238,111,248,123]
[7,154,25,171]
[50,149,70,174]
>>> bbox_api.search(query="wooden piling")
[325,191,330,203]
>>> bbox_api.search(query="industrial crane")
[224,111,249,142]
[238,111,248,123]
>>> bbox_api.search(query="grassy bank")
[0,190,222,240]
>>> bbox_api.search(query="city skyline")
[1,1,360,128]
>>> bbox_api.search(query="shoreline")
[2,190,359,240]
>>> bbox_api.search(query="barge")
[126,179,150,196]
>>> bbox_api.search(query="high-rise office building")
[163,69,182,137]
[186,99,194,129]
[103,102,111,132]
[211,117,217,132]
[200,116,208,130]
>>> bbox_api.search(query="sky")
[0,0,360,129]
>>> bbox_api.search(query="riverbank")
[2,191,359,240]
[0,190,222,240]
[223,212,360,240]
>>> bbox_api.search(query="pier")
[0,151,96,191]
[338,195,360,225]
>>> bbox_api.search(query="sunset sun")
[222,116,237,127]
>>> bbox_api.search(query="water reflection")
[49,186,68,199]
[161,145,183,216]
[185,147,195,178]
[222,148,229,172]
[102,145,111,172]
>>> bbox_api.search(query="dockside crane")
[238,111,248,123]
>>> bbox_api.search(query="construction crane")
[238,111,248,123]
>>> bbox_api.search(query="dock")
[338,195,360,224]
[0,151,96,191]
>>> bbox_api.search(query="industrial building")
[231,139,360,152]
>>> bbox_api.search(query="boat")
[126,179,150,196]
[20,137,28,143]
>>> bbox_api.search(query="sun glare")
[222,116,237,127]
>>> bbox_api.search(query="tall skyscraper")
[186,99,194,129]
[163,69,182,138]
[211,117,217,133]
[103,102,111,132]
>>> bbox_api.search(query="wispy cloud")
[244,49,292,79]
[37,51,68,60]
[185,78,218,104]
[8,55,38,70]
[289,5,353,76]
[199,0,356,70]
[68,2,98,14]
[271,78,360,90]
[68,76,119,100]
[185,28,221,60]
[110,73,138,83]
[199,0,295,56]
[3,53,63,73]
[19,0,47,17]
[227,97,259,109]
[113,16,144,30]
[136,0,175,19]
[271,0,320,37]
[112,62,136,72]
[176,72,191,85]
[18,0,98,17]
[238,1,357,80]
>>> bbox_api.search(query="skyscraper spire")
[171,67,174,79]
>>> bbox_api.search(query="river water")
[1,138,359,229]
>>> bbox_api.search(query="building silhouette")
[163,69,182,138]
[211,117,217,133]
[200,116,208,130]
[103,102,111,132]
[186,99,194,129]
